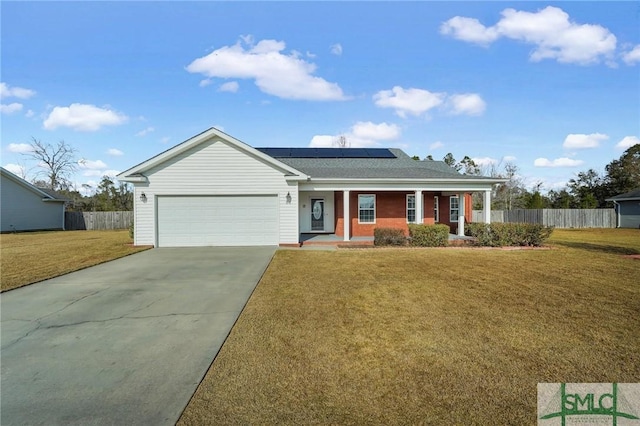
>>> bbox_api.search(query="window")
[434,196,439,223]
[450,195,459,222]
[407,194,416,223]
[358,194,376,223]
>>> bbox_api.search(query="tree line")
[14,138,132,212]
[419,144,639,210]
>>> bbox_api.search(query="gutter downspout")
[612,200,620,228]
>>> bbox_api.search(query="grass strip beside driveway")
[179,229,640,425]
[1,230,150,292]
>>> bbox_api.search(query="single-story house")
[606,189,640,228]
[117,127,505,247]
[1,167,67,232]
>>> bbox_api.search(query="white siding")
[133,138,298,246]
[1,174,65,232]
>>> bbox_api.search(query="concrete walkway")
[1,247,275,426]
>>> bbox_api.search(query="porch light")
[286,192,292,204]
[140,192,147,202]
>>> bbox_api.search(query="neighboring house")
[606,189,640,228]
[0,167,67,232]
[117,127,505,247]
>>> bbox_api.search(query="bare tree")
[495,162,524,210]
[478,159,525,210]
[333,135,349,147]
[23,138,77,190]
[7,161,32,180]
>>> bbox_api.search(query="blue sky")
[2,1,639,194]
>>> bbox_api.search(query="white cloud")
[429,141,444,150]
[44,103,128,131]
[79,161,118,178]
[199,79,213,87]
[1,103,23,114]
[240,34,254,45]
[25,109,34,118]
[441,6,617,65]
[160,136,171,144]
[7,143,33,153]
[330,43,343,56]
[440,16,499,46]
[351,121,400,141]
[309,121,401,148]
[534,157,584,167]
[82,169,105,177]
[622,45,640,65]
[3,163,26,176]
[107,148,124,156]
[616,136,640,150]
[373,86,445,118]
[78,180,98,196]
[136,126,155,137]
[309,135,335,147]
[78,159,108,170]
[0,82,36,100]
[219,81,239,93]
[374,86,486,118]
[446,93,486,116]
[563,133,608,149]
[186,37,347,101]
[503,155,517,162]
[472,157,499,167]
[102,169,121,178]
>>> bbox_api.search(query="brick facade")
[334,191,472,238]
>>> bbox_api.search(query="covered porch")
[298,187,495,242]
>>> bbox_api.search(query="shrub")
[408,224,449,247]
[465,222,553,247]
[129,222,134,239]
[374,227,408,246]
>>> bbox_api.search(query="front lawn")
[0,230,150,291]
[179,228,640,424]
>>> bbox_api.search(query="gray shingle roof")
[259,147,487,180]
[606,188,640,200]
[37,187,70,201]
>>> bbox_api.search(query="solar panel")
[257,148,397,159]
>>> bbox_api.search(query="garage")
[157,195,279,247]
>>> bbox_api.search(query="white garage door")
[157,195,278,247]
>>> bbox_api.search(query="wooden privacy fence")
[65,211,133,230]
[471,209,616,228]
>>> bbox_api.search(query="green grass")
[0,230,150,291]
[179,228,640,425]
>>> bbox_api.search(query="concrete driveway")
[1,246,275,426]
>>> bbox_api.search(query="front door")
[311,198,324,231]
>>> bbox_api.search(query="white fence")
[471,209,615,228]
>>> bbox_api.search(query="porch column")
[343,190,350,241]
[457,192,465,236]
[415,190,423,224]
[483,190,491,224]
